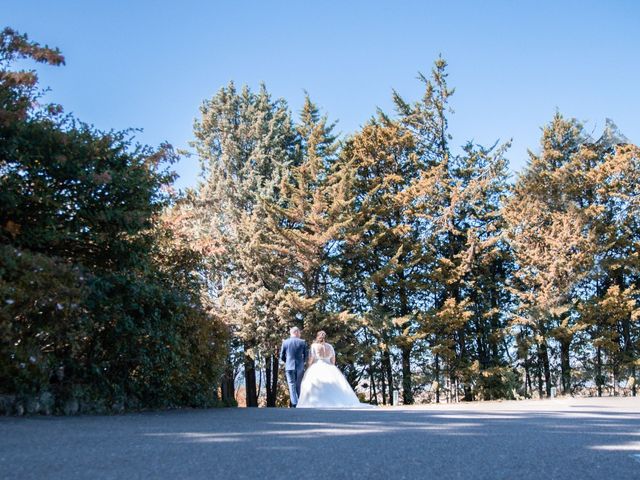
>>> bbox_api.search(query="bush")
[0,245,228,415]
[0,246,88,407]
[0,28,228,414]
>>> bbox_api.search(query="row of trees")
[177,59,639,405]
[0,29,228,414]
[2,28,637,412]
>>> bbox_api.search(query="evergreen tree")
[393,59,514,401]
[190,82,297,406]
[1,28,224,413]
[579,134,640,396]
[392,58,461,402]
[339,114,423,404]
[504,114,596,396]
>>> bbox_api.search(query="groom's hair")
[290,327,300,336]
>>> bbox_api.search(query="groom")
[279,327,308,408]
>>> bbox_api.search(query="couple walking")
[279,327,367,408]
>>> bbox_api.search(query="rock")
[39,392,54,415]
[92,400,107,415]
[14,403,25,416]
[63,398,79,416]
[0,395,16,415]
[111,400,125,414]
[126,395,140,411]
[25,396,40,414]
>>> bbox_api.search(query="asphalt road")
[1,397,639,480]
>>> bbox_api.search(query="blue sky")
[6,0,640,190]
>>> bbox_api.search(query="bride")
[297,331,369,408]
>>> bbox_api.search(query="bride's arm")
[329,344,335,365]
[307,344,316,366]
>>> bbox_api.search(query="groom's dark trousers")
[280,336,308,406]
[285,366,305,406]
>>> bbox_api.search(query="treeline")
[0,30,227,414]
[178,59,640,405]
[2,29,638,414]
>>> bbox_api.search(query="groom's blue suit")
[280,336,308,407]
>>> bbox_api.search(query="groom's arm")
[279,341,286,364]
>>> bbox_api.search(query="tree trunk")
[560,338,572,395]
[265,353,278,407]
[243,343,258,407]
[382,348,393,404]
[272,354,279,402]
[220,356,235,406]
[454,378,459,402]
[369,363,378,404]
[401,344,413,404]
[524,352,533,398]
[536,345,543,399]
[434,353,441,404]
[456,327,472,401]
[257,353,263,405]
[398,274,413,405]
[380,360,387,406]
[523,353,530,398]
[539,340,551,397]
[621,312,635,396]
[266,356,272,405]
[596,346,603,397]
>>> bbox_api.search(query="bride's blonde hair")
[315,330,327,343]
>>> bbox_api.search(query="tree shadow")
[2,404,639,479]
[137,405,640,478]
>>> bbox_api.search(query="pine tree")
[391,58,463,402]
[581,136,640,396]
[263,94,343,319]
[450,142,514,399]
[505,114,598,396]
[392,58,515,401]
[190,82,297,407]
[338,114,423,404]
[259,95,365,399]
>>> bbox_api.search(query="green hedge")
[0,28,229,414]
[0,245,228,415]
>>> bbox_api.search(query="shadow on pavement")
[2,402,640,479]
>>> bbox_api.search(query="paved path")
[1,397,639,479]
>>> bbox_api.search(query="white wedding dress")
[297,342,369,408]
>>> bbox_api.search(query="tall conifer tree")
[190,82,297,406]
[339,114,423,404]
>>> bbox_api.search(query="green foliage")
[506,114,640,397]
[0,28,227,414]
[187,57,638,406]
[4,25,637,412]
[189,81,298,407]
[0,245,87,397]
